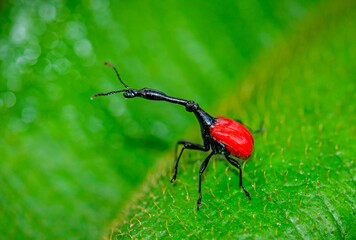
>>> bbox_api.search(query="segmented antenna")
[104,62,129,89]
[90,89,126,100]
[91,62,130,100]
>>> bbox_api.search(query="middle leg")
[197,151,214,210]
[225,154,251,200]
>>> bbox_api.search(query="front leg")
[171,140,209,182]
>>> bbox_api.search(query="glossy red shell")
[210,116,254,159]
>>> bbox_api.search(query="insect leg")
[171,140,209,183]
[234,119,264,134]
[197,151,214,210]
[225,154,251,200]
[252,121,264,134]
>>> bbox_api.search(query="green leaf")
[109,1,356,239]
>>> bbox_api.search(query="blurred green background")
[0,0,354,239]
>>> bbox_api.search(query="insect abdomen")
[210,116,254,159]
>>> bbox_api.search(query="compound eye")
[124,91,135,98]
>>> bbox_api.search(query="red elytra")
[210,116,254,159]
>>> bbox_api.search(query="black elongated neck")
[162,95,216,130]
[126,87,215,129]
[129,88,188,105]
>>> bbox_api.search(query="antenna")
[104,62,129,89]
[90,89,127,100]
[91,62,130,100]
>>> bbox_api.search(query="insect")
[92,62,263,210]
